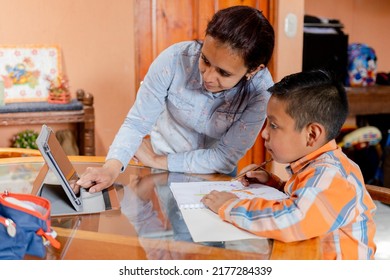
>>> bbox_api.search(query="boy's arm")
[217,165,373,245]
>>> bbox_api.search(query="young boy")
[202,70,377,260]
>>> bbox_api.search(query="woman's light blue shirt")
[107,41,273,174]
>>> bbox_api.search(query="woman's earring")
[246,74,252,81]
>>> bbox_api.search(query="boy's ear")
[306,122,325,147]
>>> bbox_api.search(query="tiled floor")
[374,201,390,260]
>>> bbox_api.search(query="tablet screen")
[36,124,81,211]
[47,128,79,189]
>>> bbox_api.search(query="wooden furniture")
[0,89,95,156]
[270,237,321,260]
[366,184,390,205]
[0,156,320,260]
[0,147,41,158]
[346,86,390,117]
[346,85,390,183]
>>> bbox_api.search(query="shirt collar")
[186,68,203,90]
[285,140,339,175]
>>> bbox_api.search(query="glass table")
[0,156,319,260]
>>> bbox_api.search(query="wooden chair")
[0,147,41,158]
[366,184,390,205]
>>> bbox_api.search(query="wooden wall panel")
[155,0,195,54]
[135,0,153,89]
[135,0,272,87]
[196,1,216,39]
[134,0,273,173]
[217,0,263,11]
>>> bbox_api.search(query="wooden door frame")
[133,0,275,171]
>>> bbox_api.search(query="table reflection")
[1,160,270,260]
[119,168,270,259]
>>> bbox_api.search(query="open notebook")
[32,124,120,216]
[170,181,287,209]
[169,181,288,242]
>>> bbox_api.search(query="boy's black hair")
[267,70,348,141]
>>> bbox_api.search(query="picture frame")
[0,45,62,103]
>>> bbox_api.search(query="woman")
[76,6,275,193]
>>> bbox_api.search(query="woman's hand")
[134,138,168,170]
[75,159,122,193]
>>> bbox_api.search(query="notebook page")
[169,181,287,210]
[170,181,288,242]
[181,208,263,242]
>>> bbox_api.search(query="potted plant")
[12,129,39,149]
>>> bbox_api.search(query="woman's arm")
[105,44,180,170]
[167,73,272,174]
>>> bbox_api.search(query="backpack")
[346,43,377,86]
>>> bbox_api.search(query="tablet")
[33,124,120,216]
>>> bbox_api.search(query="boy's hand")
[238,164,271,187]
[201,190,238,213]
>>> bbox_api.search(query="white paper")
[170,181,288,242]
[181,208,263,242]
[170,181,287,209]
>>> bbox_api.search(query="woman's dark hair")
[205,6,275,116]
[206,5,274,71]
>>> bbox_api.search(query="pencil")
[230,158,273,181]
